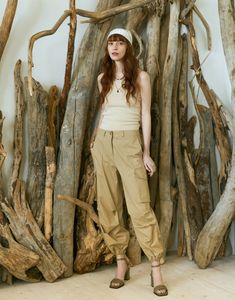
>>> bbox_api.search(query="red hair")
[99,34,140,104]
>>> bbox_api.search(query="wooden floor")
[1,253,235,300]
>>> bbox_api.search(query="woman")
[90,28,168,297]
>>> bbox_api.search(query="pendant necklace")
[114,76,125,93]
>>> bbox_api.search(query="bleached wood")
[172,34,192,260]
[159,0,180,253]
[53,0,123,278]
[44,147,56,241]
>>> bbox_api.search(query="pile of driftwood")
[0,0,235,285]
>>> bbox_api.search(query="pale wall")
[0,1,233,252]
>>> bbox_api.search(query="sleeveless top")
[99,82,141,131]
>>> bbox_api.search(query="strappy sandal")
[151,264,168,297]
[109,256,131,289]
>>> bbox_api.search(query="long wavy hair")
[99,34,140,104]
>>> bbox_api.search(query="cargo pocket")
[134,166,147,180]
[132,166,150,204]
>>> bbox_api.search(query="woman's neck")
[114,61,124,79]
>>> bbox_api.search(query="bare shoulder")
[97,73,104,83]
[97,73,104,92]
[137,70,150,85]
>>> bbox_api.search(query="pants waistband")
[97,128,140,137]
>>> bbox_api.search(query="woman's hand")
[143,152,156,177]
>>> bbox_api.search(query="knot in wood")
[0,235,9,248]
[67,139,72,146]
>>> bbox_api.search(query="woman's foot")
[109,256,130,289]
[151,262,168,296]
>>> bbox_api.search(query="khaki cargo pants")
[91,129,163,262]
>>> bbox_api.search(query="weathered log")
[1,180,66,282]
[53,0,123,277]
[145,4,161,209]
[25,78,48,228]
[196,105,218,217]
[159,0,180,253]
[0,0,18,61]
[194,0,235,268]
[194,168,235,268]
[70,156,112,273]
[0,222,41,282]
[10,60,25,198]
[44,147,56,241]
[172,34,192,260]
[152,3,170,215]
[183,116,204,253]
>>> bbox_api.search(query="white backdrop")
[0,0,233,252]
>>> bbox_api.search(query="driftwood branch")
[47,86,59,149]
[79,0,156,24]
[193,5,212,51]
[58,194,99,225]
[59,0,77,121]
[0,0,18,61]
[44,147,56,241]
[180,0,196,20]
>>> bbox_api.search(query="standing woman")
[90,28,168,297]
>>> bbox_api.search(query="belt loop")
[122,131,124,137]
[104,130,106,136]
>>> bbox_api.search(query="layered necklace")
[114,75,125,93]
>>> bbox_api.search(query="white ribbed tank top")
[99,83,141,131]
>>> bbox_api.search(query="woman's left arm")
[138,71,156,177]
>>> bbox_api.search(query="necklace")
[114,77,125,93]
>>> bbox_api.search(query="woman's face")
[107,38,127,62]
